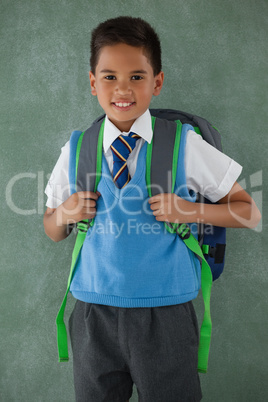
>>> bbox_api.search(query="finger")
[83,209,97,217]
[155,214,166,221]
[81,205,97,216]
[150,202,161,211]
[80,199,97,211]
[152,209,162,216]
[78,191,100,200]
[80,212,96,220]
[148,194,162,204]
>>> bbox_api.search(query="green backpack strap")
[55,120,104,362]
[55,223,89,362]
[146,116,213,373]
[166,222,213,373]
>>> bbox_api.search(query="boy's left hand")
[148,193,195,223]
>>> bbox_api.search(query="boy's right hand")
[44,191,101,242]
[59,191,101,225]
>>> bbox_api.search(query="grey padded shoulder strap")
[150,117,178,196]
[150,108,222,151]
[76,118,104,192]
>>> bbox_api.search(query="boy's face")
[89,43,164,132]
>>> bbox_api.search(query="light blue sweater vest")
[70,124,201,307]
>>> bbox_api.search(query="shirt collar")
[103,109,153,153]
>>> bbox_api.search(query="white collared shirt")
[45,109,242,207]
[103,109,151,179]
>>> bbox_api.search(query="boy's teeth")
[115,102,132,107]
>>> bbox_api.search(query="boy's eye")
[104,75,143,81]
[131,75,143,80]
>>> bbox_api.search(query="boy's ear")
[153,71,164,96]
[89,71,97,96]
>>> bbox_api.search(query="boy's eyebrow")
[100,69,148,74]
[131,70,148,74]
[99,69,117,74]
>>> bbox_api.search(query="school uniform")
[45,109,242,402]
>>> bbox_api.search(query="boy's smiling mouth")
[112,102,135,110]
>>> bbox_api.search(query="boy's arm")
[43,191,100,242]
[149,182,261,229]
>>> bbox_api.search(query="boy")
[44,16,261,402]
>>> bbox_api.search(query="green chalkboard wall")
[1,0,267,401]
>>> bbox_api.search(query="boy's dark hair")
[90,16,162,76]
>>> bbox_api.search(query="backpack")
[56,109,227,374]
[149,109,226,280]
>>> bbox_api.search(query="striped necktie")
[111,132,140,188]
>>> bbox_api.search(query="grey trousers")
[69,301,202,402]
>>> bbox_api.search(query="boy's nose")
[116,80,132,94]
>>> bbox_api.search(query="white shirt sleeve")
[44,141,71,208]
[184,130,243,202]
